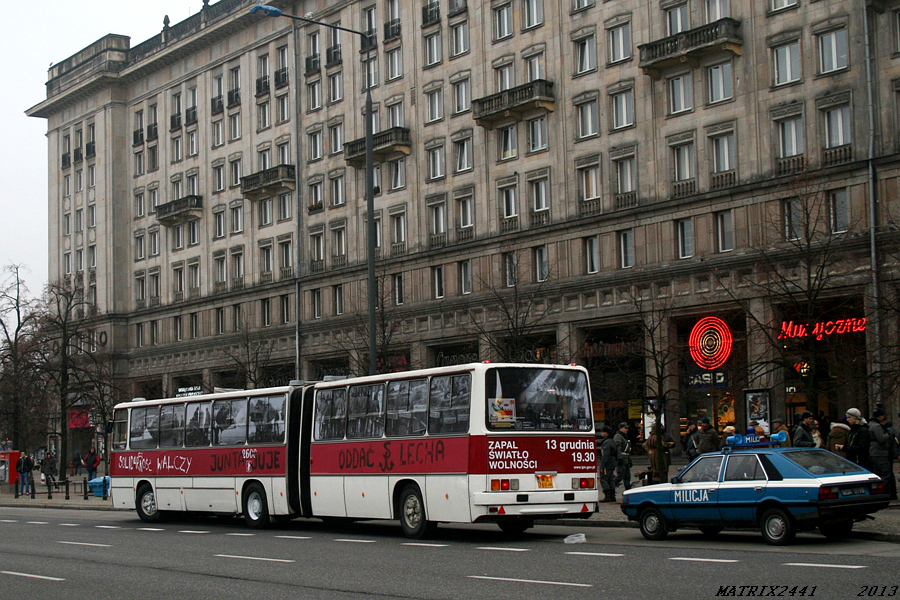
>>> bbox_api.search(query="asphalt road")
[0,507,898,599]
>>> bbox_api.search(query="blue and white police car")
[621,433,891,545]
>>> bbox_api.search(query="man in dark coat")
[843,408,871,470]
[598,426,618,502]
[793,411,817,447]
[16,453,33,495]
[697,417,720,454]
[869,408,897,499]
[613,422,633,490]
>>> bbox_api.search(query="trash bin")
[88,476,109,497]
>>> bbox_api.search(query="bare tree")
[219,312,278,389]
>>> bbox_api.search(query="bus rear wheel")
[243,483,270,529]
[135,484,160,523]
[398,484,432,539]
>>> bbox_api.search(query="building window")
[215,308,226,335]
[431,203,446,235]
[258,101,270,130]
[311,289,322,319]
[784,198,802,240]
[149,230,159,256]
[215,256,226,283]
[135,234,145,260]
[607,23,631,63]
[383,48,401,82]
[214,211,226,238]
[531,177,549,212]
[708,62,733,104]
[364,57,379,90]
[494,4,513,40]
[277,143,290,165]
[778,116,804,157]
[453,79,470,114]
[277,94,290,122]
[668,4,689,35]
[332,227,346,258]
[136,323,144,348]
[575,36,596,74]
[673,142,695,181]
[459,260,472,294]
[230,159,242,187]
[830,189,849,233]
[585,236,599,274]
[611,90,634,130]
[329,124,343,155]
[525,0,543,28]
[308,182,323,209]
[528,116,547,152]
[331,175,345,206]
[393,273,404,306]
[501,184,518,218]
[135,193,145,217]
[388,102,404,128]
[533,246,548,282]
[498,124,517,160]
[88,205,96,228]
[428,145,445,180]
[189,263,200,290]
[231,204,243,233]
[454,136,473,172]
[716,210,734,252]
[451,21,469,56]
[172,225,184,250]
[333,284,344,316]
[389,158,406,190]
[579,163,600,201]
[711,133,735,173]
[771,0,797,11]
[134,151,144,175]
[188,130,199,155]
[669,73,693,114]
[425,32,442,67]
[677,218,694,258]
[229,112,241,140]
[427,89,443,122]
[279,240,293,271]
[308,130,323,161]
[281,294,292,324]
[391,213,407,245]
[433,266,445,299]
[190,313,199,339]
[774,41,801,85]
[618,230,634,268]
[615,156,636,193]
[260,198,273,226]
[504,252,517,287]
[213,165,225,191]
[824,105,851,148]
[526,53,545,82]
[496,64,514,92]
[135,274,145,300]
[260,298,271,327]
[458,194,474,228]
[308,80,322,111]
[707,0,729,21]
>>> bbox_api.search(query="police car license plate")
[840,486,866,496]
[537,475,553,489]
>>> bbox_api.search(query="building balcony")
[260,271,273,284]
[214,281,227,294]
[61,152,71,169]
[823,144,853,167]
[614,192,638,210]
[310,259,325,274]
[156,194,203,226]
[85,142,96,158]
[430,232,446,248]
[174,291,184,302]
[473,79,555,130]
[422,3,440,26]
[457,226,474,243]
[638,18,743,78]
[170,113,182,131]
[133,128,144,147]
[361,29,377,53]
[240,164,296,200]
[256,76,270,96]
[384,19,401,42]
[672,179,697,198]
[188,287,200,299]
[530,210,550,227]
[344,127,412,168]
[500,216,519,233]
[579,198,602,216]
[210,96,223,115]
[185,106,198,125]
[227,89,241,108]
[274,67,289,89]
[231,276,244,291]
[305,54,320,75]
[326,45,342,67]
[776,154,806,176]
[73,147,83,163]
[332,254,347,268]
[308,202,324,214]
[146,123,158,141]
[280,266,294,280]
[391,241,407,256]
[710,169,736,190]
[448,0,467,16]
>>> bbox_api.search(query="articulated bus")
[109,363,597,537]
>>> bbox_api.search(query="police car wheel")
[639,507,668,540]
[819,519,853,539]
[698,525,723,536]
[760,508,796,545]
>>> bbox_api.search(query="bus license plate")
[840,486,866,496]
[537,475,553,489]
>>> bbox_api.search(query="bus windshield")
[485,366,592,431]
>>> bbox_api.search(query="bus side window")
[249,396,285,443]
[158,404,185,448]
[130,406,160,449]
[213,399,247,446]
[185,402,211,447]
[112,409,128,450]
[385,381,409,437]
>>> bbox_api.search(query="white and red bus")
[109,363,597,537]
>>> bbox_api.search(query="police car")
[621,433,891,545]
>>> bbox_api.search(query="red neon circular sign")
[689,317,733,370]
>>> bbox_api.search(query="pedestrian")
[613,422,633,491]
[869,408,897,500]
[682,422,700,460]
[598,426,617,502]
[73,451,82,476]
[643,425,675,483]
[793,411,817,447]
[721,425,736,443]
[84,447,100,480]
[772,417,792,447]
[15,453,33,495]
[812,421,824,448]
[827,420,851,457]
[842,408,871,469]
[697,417,720,454]
[41,454,58,486]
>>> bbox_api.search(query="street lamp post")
[252,5,378,376]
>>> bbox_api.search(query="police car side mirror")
[671,477,680,484]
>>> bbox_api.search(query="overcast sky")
[1,2,207,299]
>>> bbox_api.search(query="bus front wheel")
[135,484,160,523]
[398,484,432,539]
[243,483,270,529]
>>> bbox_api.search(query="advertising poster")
[745,389,770,435]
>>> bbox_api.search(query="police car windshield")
[782,449,866,475]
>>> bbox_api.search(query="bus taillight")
[573,477,595,489]
[491,478,519,491]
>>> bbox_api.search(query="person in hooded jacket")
[842,408,871,469]
[827,420,851,457]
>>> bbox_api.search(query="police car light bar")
[723,430,788,450]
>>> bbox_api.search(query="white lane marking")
[469,575,591,588]
[1,570,65,581]
[59,524,80,527]
[138,528,164,531]
[226,533,255,536]
[334,538,376,543]
[783,563,866,569]
[95,525,121,529]
[178,530,210,534]
[402,542,448,547]
[215,554,295,563]
[57,541,111,548]
[566,552,624,557]
[670,557,739,564]
[0,519,19,523]
[477,547,530,552]
[26,521,48,524]
[275,535,311,540]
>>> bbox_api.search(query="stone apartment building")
[27,0,900,434]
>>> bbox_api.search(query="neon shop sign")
[778,318,866,341]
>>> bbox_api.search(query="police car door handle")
[754,486,763,492]
[708,489,716,493]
